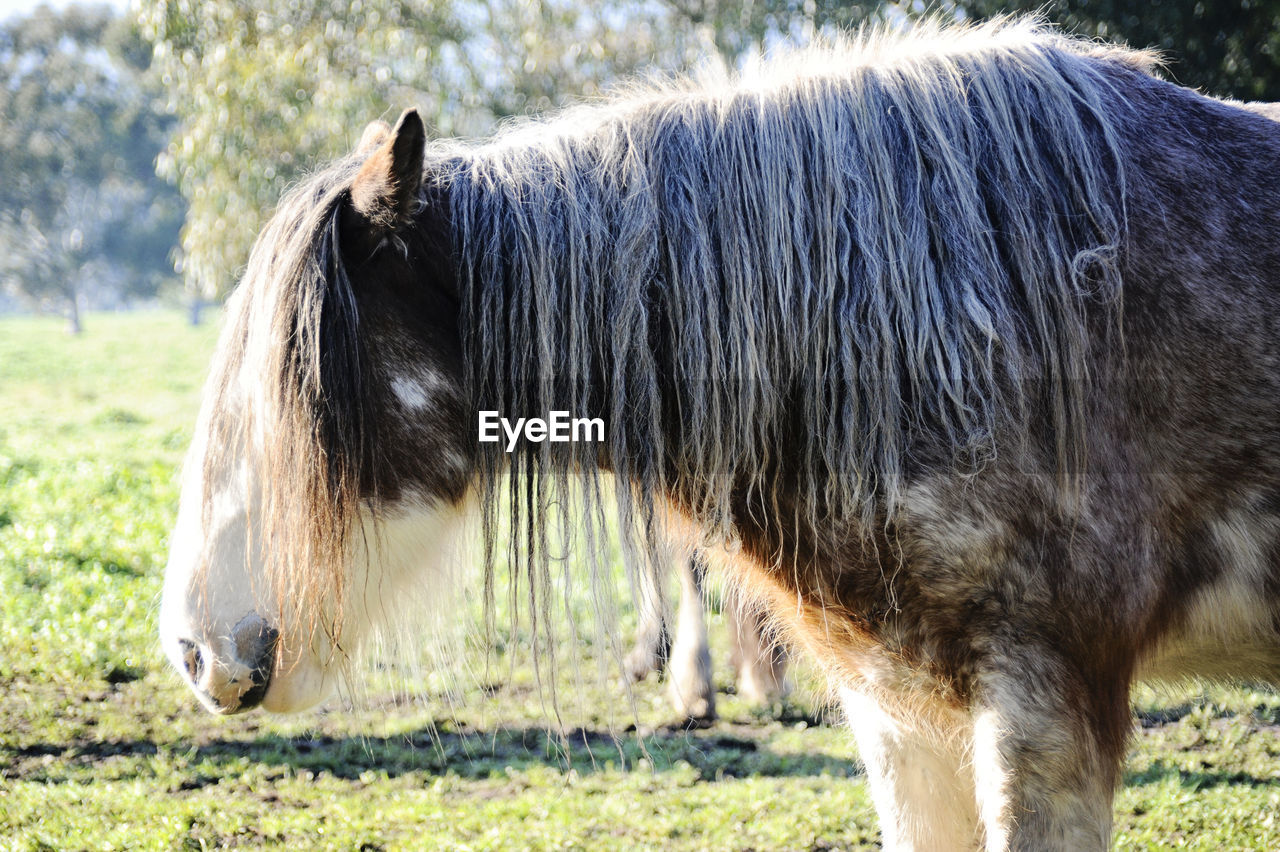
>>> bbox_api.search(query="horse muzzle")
[170,613,279,715]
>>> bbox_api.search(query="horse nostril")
[232,614,279,671]
[178,637,204,684]
[231,613,279,710]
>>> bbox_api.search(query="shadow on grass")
[5,722,861,785]
[1125,760,1278,791]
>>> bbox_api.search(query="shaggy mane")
[439,17,1136,581]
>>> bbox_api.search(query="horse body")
[160,20,1280,850]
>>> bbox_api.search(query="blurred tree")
[449,1,701,119]
[0,3,182,333]
[139,0,464,304]
[139,0,710,303]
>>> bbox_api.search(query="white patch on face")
[389,365,454,412]
[386,369,469,481]
[159,409,270,714]
[390,376,431,410]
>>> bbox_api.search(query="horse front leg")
[969,644,1126,852]
[840,686,981,852]
[623,548,671,683]
[667,553,716,721]
[726,594,789,704]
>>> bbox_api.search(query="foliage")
[139,0,721,301]
[1,311,1280,848]
[452,1,708,119]
[962,0,1280,101]
[0,4,182,331]
[139,0,455,301]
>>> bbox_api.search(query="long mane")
[439,18,1142,576]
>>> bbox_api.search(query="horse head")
[159,111,474,714]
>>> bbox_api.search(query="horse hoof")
[624,648,661,682]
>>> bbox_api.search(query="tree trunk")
[188,294,203,326]
[66,290,82,335]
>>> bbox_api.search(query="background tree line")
[5,0,1280,330]
[0,3,181,332]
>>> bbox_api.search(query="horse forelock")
[200,154,376,647]
[441,17,1136,587]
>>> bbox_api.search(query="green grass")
[1,311,1279,850]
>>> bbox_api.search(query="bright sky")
[0,0,129,25]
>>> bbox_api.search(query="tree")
[960,0,1280,101]
[139,0,716,303]
[0,4,182,332]
[139,0,460,303]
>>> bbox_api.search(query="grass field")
[2,311,1279,850]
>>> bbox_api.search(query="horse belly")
[1141,507,1280,683]
[1139,575,1280,682]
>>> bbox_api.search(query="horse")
[158,18,1280,850]
[626,553,789,722]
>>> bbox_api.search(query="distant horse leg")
[727,594,789,704]
[623,551,671,683]
[666,553,716,721]
[970,644,1124,851]
[840,687,980,852]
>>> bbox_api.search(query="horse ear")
[349,108,425,232]
[355,119,391,154]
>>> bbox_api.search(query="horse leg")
[666,553,716,721]
[840,687,980,852]
[623,549,671,683]
[969,645,1125,851]
[727,595,789,704]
